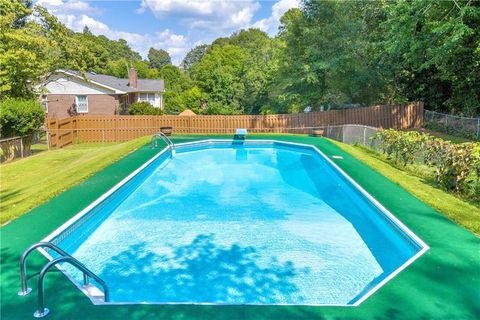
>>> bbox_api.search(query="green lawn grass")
[0,136,150,225]
[331,140,480,234]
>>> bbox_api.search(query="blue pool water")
[49,141,425,305]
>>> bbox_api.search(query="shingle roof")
[64,70,164,93]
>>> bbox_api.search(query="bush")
[373,129,480,195]
[128,102,163,115]
[374,129,427,165]
[0,98,45,161]
[0,98,45,137]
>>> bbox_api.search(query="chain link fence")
[312,124,379,147]
[0,131,49,163]
[424,110,480,139]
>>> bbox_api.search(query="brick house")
[40,69,164,118]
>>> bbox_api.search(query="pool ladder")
[151,132,175,156]
[18,242,109,318]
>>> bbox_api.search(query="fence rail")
[319,124,379,146]
[46,103,423,147]
[424,109,479,139]
[0,132,48,163]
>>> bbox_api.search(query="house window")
[139,93,156,106]
[41,95,48,113]
[76,95,88,113]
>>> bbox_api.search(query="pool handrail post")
[34,256,109,318]
[18,242,71,296]
[151,132,175,156]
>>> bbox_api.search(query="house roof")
[60,70,164,94]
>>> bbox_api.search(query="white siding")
[43,74,115,95]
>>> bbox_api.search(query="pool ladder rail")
[151,131,175,155]
[18,242,109,318]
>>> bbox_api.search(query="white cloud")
[139,0,260,32]
[37,0,64,6]
[62,14,109,33]
[37,0,101,15]
[253,0,300,35]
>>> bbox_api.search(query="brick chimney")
[128,68,137,88]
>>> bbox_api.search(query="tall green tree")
[226,29,279,114]
[271,2,387,113]
[190,45,248,114]
[147,48,171,69]
[0,1,88,98]
[380,0,480,115]
[182,44,210,70]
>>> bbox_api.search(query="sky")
[35,0,301,65]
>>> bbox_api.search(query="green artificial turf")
[1,135,479,320]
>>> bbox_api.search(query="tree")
[164,86,204,114]
[158,64,193,91]
[380,0,480,115]
[271,0,480,116]
[3,0,32,28]
[271,3,387,112]
[159,64,201,113]
[190,45,248,114]
[148,48,171,69]
[95,36,141,62]
[182,44,210,69]
[227,29,279,114]
[189,29,278,114]
[0,1,57,98]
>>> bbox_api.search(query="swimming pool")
[41,140,428,306]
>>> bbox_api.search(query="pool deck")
[1,135,479,320]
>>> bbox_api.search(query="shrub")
[373,129,480,195]
[0,98,45,161]
[424,140,480,192]
[373,129,426,165]
[128,102,162,115]
[0,98,45,137]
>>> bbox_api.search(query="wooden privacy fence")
[46,102,423,148]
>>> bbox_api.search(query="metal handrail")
[34,256,110,318]
[18,242,71,296]
[151,132,175,153]
[18,242,109,318]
